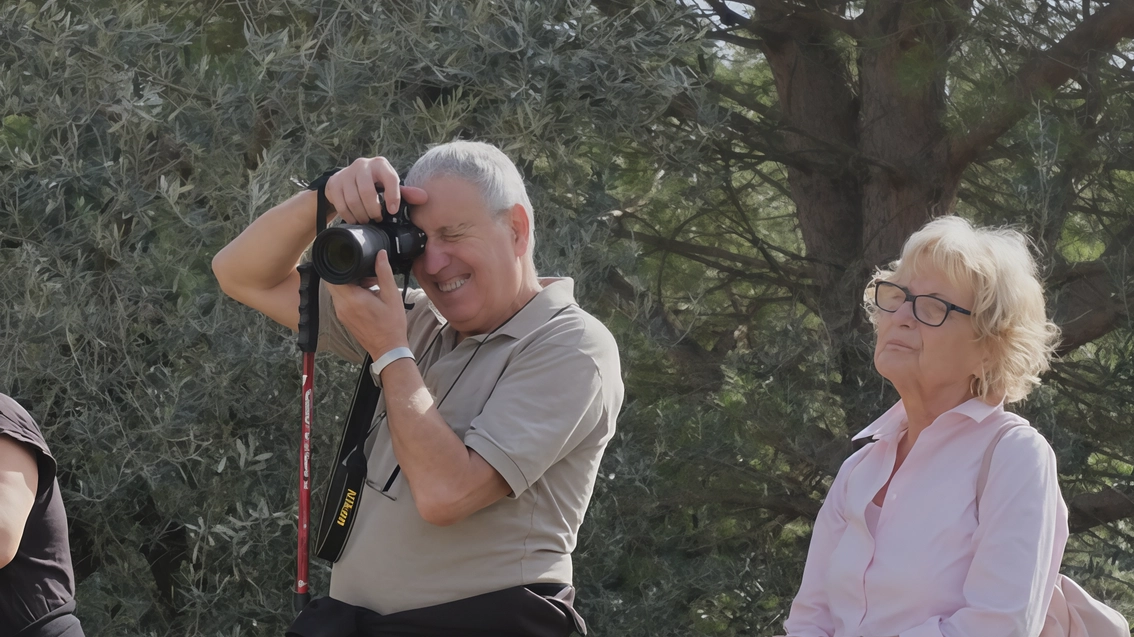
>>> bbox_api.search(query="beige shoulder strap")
[975,423,1028,520]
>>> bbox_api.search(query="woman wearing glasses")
[782,216,1067,637]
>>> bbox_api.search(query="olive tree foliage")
[0,1,706,635]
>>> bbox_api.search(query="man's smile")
[437,275,471,293]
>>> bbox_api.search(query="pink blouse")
[783,399,1068,637]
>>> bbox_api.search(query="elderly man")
[212,141,622,637]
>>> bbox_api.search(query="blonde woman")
[783,216,1067,637]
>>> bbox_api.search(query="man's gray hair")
[406,141,536,277]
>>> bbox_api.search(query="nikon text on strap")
[314,355,381,562]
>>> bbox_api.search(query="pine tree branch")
[1068,486,1134,533]
[950,0,1134,174]
[610,223,814,287]
[1049,260,1130,354]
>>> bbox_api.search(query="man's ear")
[509,203,530,257]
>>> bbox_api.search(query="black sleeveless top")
[0,394,82,636]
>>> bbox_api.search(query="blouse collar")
[852,397,1004,441]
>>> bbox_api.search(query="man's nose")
[419,241,449,274]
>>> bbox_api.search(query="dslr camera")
[311,190,427,284]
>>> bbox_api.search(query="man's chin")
[430,299,477,329]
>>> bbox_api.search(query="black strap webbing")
[314,355,380,562]
[309,168,379,562]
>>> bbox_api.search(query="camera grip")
[298,263,320,353]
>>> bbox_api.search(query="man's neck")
[454,278,543,344]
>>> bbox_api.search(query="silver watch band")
[370,347,415,383]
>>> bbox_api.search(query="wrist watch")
[370,347,415,384]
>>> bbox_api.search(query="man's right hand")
[212,155,427,331]
[324,157,429,225]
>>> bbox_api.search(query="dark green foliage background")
[2,1,1132,636]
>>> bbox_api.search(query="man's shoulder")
[525,304,621,376]
[551,303,617,344]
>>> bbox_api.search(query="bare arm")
[211,158,427,329]
[326,252,510,526]
[211,189,319,330]
[0,435,38,568]
[381,357,512,526]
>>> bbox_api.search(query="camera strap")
[307,168,339,234]
[314,355,381,562]
[307,168,377,562]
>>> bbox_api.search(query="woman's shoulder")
[990,412,1051,447]
[986,416,1058,472]
[832,441,877,483]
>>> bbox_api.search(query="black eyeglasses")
[872,281,972,327]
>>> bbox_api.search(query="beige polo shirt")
[315,277,623,614]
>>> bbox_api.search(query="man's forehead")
[435,221,473,233]
[409,201,488,230]
[407,200,462,221]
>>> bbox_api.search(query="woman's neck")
[898,382,975,446]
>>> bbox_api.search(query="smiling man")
[212,141,623,637]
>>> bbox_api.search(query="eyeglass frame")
[871,280,972,327]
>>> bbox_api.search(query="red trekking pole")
[292,169,340,613]
[294,263,319,613]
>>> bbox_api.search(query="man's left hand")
[325,250,411,359]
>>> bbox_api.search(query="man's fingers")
[367,159,402,215]
[374,251,400,302]
[326,279,379,319]
[355,169,383,221]
[400,186,429,206]
[324,179,356,224]
[340,182,366,222]
[323,280,351,308]
[324,280,358,301]
[326,157,404,223]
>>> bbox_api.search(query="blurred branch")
[1049,249,1133,353]
[603,269,726,391]
[950,0,1134,173]
[611,222,813,286]
[1069,486,1134,532]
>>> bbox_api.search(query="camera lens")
[323,236,359,275]
[312,224,391,284]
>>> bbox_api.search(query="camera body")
[311,192,427,284]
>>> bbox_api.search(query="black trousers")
[286,584,585,637]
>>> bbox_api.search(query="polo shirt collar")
[851,397,1004,441]
[431,278,576,343]
[494,277,576,340]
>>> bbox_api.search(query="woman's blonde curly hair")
[865,216,1061,404]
